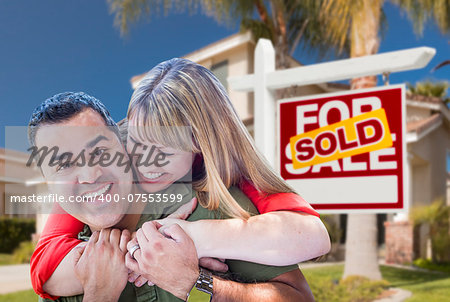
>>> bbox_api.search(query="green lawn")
[0,290,37,302]
[302,264,450,302]
[1,264,449,302]
[0,253,15,265]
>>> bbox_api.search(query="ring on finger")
[128,244,140,260]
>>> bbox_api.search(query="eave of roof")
[131,31,254,89]
[406,113,443,143]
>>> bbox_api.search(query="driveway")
[0,264,32,294]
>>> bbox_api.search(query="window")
[210,60,229,90]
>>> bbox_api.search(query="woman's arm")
[159,185,330,265]
[161,210,330,265]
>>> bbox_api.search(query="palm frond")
[431,60,450,72]
[407,80,449,98]
[107,0,199,35]
[391,0,450,35]
[240,18,273,42]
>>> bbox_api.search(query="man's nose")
[77,165,102,184]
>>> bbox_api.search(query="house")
[0,148,49,235]
[384,94,450,263]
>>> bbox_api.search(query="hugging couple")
[29,58,330,302]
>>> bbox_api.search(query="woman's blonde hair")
[127,58,294,219]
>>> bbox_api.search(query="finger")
[120,229,131,253]
[167,197,197,220]
[136,229,149,247]
[125,252,140,273]
[199,257,228,272]
[141,221,165,241]
[88,231,100,245]
[128,271,139,283]
[134,275,148,288]
[72,245,86,267]
[132,248,143,263]
[77,242,88,249]
[161,224,189,243]
[110,229,121,246]
[153,219,166,227]
[158,225,170,237]
[147,281,154,286]
[127,237,139,251]
[98,228,111,243]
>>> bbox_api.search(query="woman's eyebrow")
[129,135,167,149]
[128,135,142,145]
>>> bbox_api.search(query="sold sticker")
[290,108,393,169]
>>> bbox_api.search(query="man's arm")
[212,269,314,302]
[126,222,315,301]
[43,245,84,296]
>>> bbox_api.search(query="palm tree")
[106,0,347,69]
[407,81,449,97]
[407,80,450,103]
[319,0,449,280]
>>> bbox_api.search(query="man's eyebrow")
[85,135,109,149]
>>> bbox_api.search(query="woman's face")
[126,123,194,193]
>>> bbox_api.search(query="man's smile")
[80,183,113,201]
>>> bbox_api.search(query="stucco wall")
[409,125,450,206]
[196,43,255,122]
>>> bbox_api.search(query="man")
[29,92,315,301]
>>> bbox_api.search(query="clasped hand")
[72,198,226,300]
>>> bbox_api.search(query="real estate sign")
[278,85,406,213]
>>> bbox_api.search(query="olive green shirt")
[41,185,298,302]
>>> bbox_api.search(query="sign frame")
[277,84,408,214]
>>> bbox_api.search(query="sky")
[1,0,449,150]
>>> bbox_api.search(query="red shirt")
[31,183,318,299]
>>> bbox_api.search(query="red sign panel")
[278,85,406,213]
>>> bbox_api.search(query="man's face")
[126,123,194,193]
[35,108,132,230]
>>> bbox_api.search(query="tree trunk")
[343,214,382,279]
[275,41,298,99]
[343,0,382,280]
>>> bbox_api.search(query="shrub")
[341,276,389,302]
[320,215,342,261]
[413,258,450,274]
[0,218,35,253]
[410,199,450,263]
[12,241,36,264]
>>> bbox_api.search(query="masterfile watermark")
[26,143,170,173]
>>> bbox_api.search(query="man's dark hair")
[28,92,119,146]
